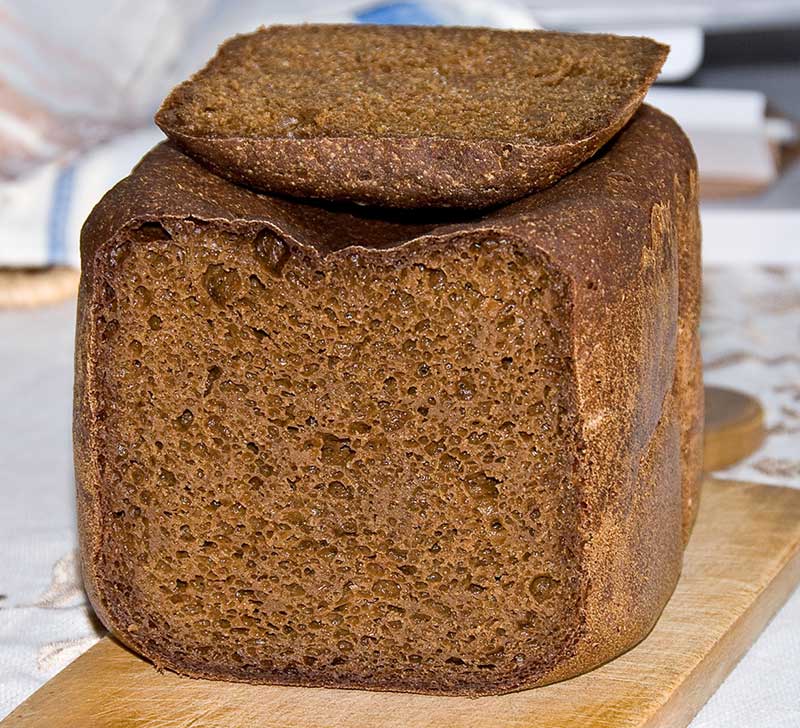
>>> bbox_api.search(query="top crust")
[156,24,667,209]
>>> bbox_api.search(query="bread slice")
[155,25,667,209]
[76,106,700,695]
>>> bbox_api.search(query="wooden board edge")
[645,487,800,727]
[703,386,765,472]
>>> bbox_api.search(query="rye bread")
[155,25,667,209]
[75,106,701,695]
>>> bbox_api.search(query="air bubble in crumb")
[203,264,241,305]
[530,575,558,602]
[176,410,194,429]
[254,229,290,276]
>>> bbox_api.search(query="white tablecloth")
[1,265,798,724]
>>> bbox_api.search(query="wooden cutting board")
[4,477,800,728]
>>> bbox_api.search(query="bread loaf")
[75,105,701,695]
[156,25,667,208]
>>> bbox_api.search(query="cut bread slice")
[156,25,667,209]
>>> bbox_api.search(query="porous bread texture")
[75,106,701,696]
[89,228,584,694]
[156,25,667,208]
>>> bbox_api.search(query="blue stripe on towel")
[356,2,440,25]
[47,163,76,265]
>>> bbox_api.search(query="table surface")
[1,265,798,725]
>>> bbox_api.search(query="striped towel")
[0,0,536,269]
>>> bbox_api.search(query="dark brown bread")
[674,162,704,540]
[75,106,701,696]
[156,25,667,209]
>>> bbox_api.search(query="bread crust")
[76,106,701,695]
[158,93,647,209]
